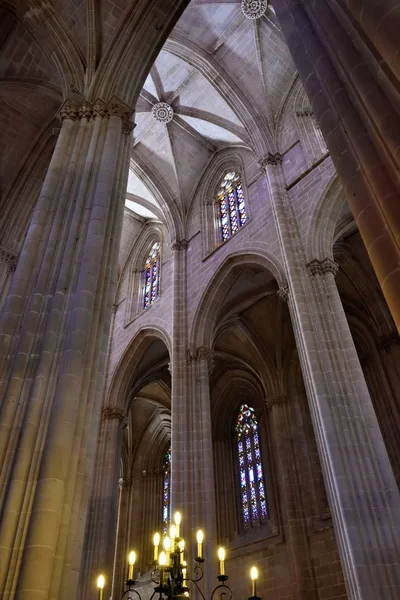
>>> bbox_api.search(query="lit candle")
[163,536,171,564]
[218,547,225,576]
[250,566,258,597]
[174,512,181,538]
[97,575,105,600]
[196,530,203,558]
[170,524,176,550]
[154,532,160,562]
[159,550,167,585]
[128,551,136,580]
[182,560,187,582]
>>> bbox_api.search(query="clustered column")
[271,0,400,332]
[262,153,400,599]
[0,96,133,600]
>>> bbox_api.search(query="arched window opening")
[142,242,160,309]
[162,447,171,534]
[217,171,247,241]
[235,404,268,528]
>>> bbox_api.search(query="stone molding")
[241,0,268,19]
[189,346,215,373]
[102,406,125,421]
[265,395,288,410]
[152,102,174,123]
[260,152,283,174]
[0,246,18,272]
[307,258,339,278]
[170,239,188,252]
[277,282,289,303]
[58,96,135,135]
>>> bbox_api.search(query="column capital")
[0,246,18,272]
[118,477,132,489]
[260,152,283,174]
[170,239,188,252]
[189,346,215,373]
[265,395,289,410]
[58,96,135,134]
[277,281,289,303]
[102,406,125,421]
[307,258,339,278]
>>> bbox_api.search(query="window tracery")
[162,447,171,534]
[142,242,160,309]
[217,171,247,241]
[235,404,268,527]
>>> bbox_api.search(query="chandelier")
[97,512,261,600]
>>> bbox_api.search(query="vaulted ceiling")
[125,0,297,229]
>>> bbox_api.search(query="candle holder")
[121,579,142,600]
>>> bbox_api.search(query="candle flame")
[196,530,204,544]
[97,575,105,589]
[218,547,225,561]
[170,524,176,539]
[174,512,181,525]
[153,532,160,546]
[250,566,258,581]
[128,551,136,566]
[159,551,167,566]
[163,536,171,551]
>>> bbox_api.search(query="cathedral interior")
[0,1,400,599]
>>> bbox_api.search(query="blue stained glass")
[217,172,247,241]
[143,242,160,309]
[235,404,268,528]
[162,447,171,534]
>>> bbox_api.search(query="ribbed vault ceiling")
[125,0,296,226]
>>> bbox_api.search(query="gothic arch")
[191,252,285,350]
[106,326,171,414]
[306,175,346,262]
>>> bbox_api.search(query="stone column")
[78,406,125,600]
[0,97,133,600]
[170,240,188,514]
[189,346,218,594]
[271,0,400,333]
[262,154,400,599]
[112,477,132,600]
[266,394,318,599]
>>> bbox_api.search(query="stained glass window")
[143,242,160,310]
[217,171,247,241]
[162,447,171,534]
[235,404,268,527]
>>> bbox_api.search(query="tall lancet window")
[162,447,171,534]
[235,404,268,528]
[143,242,160,309]
[217,171,247,241]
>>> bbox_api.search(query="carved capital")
[0,246,18,272]
[171,239,188,252]
[58,99,79,122]
[260,152,282,174]
[119,477,132,489]
[265,395,288,410]
[296,107,313,117]
[277,282,289,303]
[190,346,215,373]
[102,406,125,421]
[307,258,339,278]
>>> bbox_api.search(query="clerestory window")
[217,171,247,242]
[142,242,160,310]
[235,404,268,528]
[162,447,171,534]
